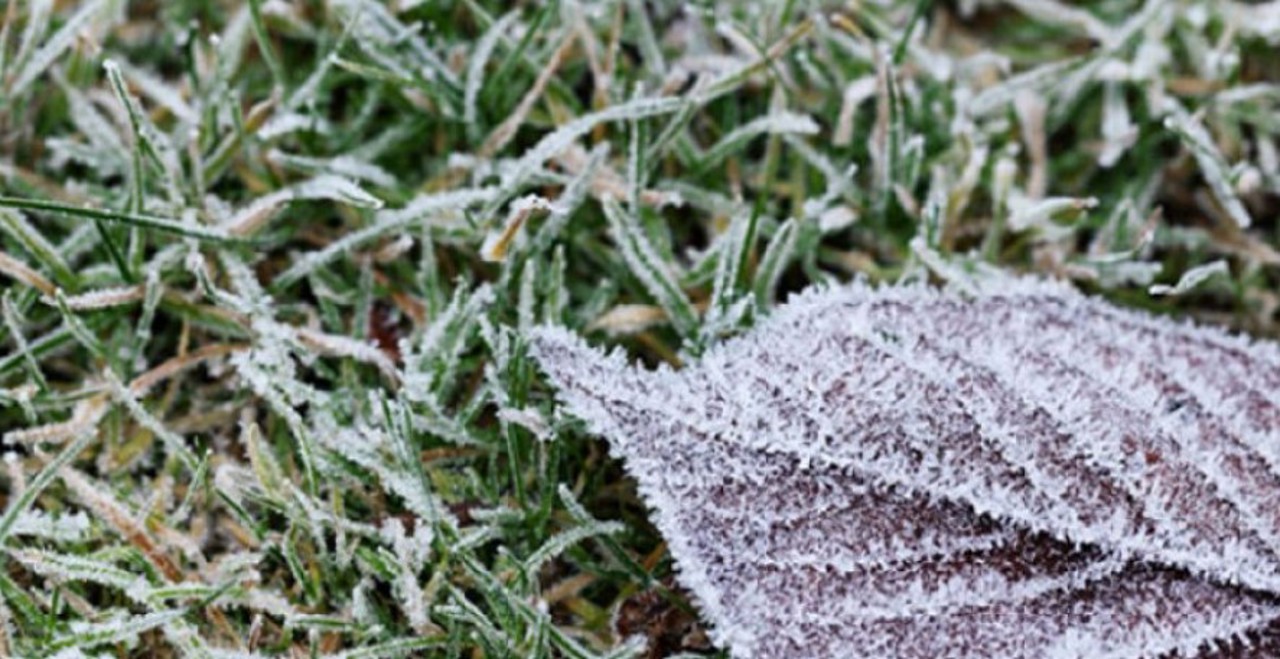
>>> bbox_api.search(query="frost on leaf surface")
[530,279,1280,659]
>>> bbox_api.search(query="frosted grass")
[0,0,1276,656]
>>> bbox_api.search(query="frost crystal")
[531,279,1280,658]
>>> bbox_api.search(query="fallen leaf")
[532,277,1280,658]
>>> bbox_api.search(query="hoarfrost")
[55,609,185,652]
[699,112,820,167]
[8,510,89,542]
[274,186,498,286]
[1149,259,1229,296]
[494,96,683,206]
[532,278,1280,658]
[463,11,519,126]
[1163,108,1254,228]
[1006,195,1097,239]
[225,174,384,236]
[266,150,397,189]
[10,1,113,98]
[479,195,553,263]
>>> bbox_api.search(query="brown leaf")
[532,278,1280,658]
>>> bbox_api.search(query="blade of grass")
[0,430,97,549]
[0,196,250,245]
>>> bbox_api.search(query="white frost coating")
[328,0,459,86]
[834,76,878,147]
[1164,108,1254,228]
[12,0,54,79]
[1149,259,1229,296]
[533,144,606,250]
[479,195,553,262]
[496,96,683,198]
[464,11,520,126]
[11,1,110,97]
[1098,82,1136,167]
[9,511,90,542]
[1004,0,1112,42]
[380,517,433,632]
[601,198,697,337]
[0,209,70,284]
[784,134,860,203]
[588,304,667,337]
[967,58,1081,117]
[3,396,108,445]
[275,186,498,286]
[116,60,198,125]
[1006,195,1097,235]
[54,609,186,652]
[317,425,457,527]
[530,279,1280,658]
[104,371,198,469]
[57,83,127,170]
[496,407,551,441]
[266,150,397,189]
[257,112,335,140]
[48,285,145,310]
[292,325,398,381]
[226,174,383,235]
[1231,1,1280,44]
[699,112,820,167]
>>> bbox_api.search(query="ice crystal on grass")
[223,174,383,236]
[532,279,1280,658]
[3,0,1280,656]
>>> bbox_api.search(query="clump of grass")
[0,1,1276,656]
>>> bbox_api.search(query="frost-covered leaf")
[532,279,1280,658]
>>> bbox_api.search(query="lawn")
[0,0,1277,657]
